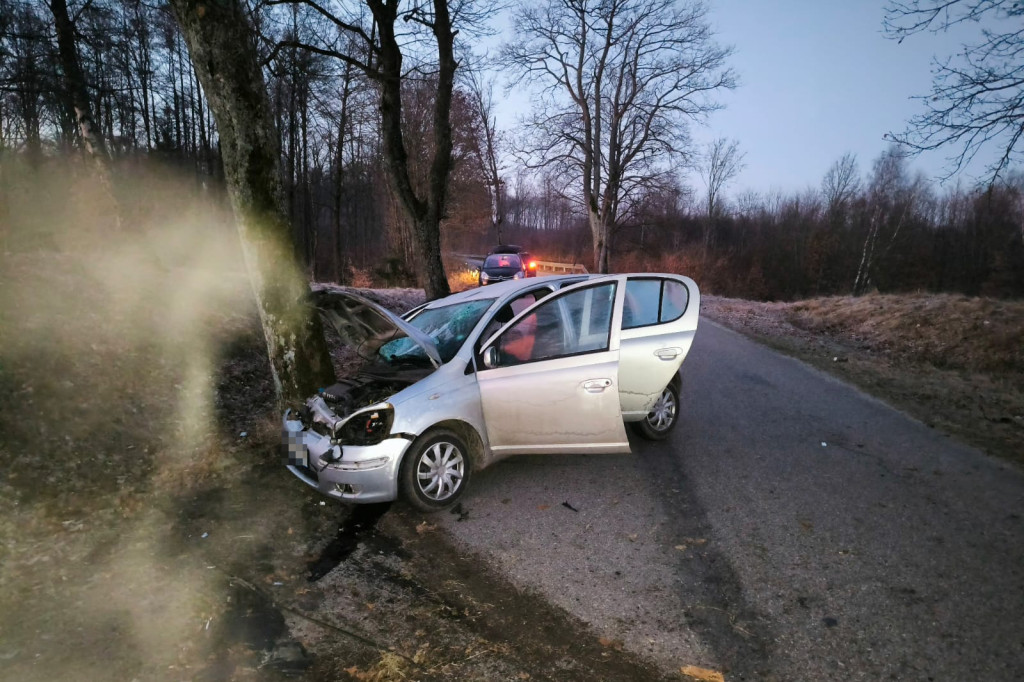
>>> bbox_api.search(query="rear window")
[623,278,690,329]
[484,254,522,269]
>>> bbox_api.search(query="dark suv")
[479,245,537,286]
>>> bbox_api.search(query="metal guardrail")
[534,259,588,274]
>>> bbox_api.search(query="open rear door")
[617,275,700,419]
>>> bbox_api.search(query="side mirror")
[482,346,499,369]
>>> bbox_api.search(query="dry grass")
[703,293,1024,466]
[448,267,480,292]
[786,294,1024,375]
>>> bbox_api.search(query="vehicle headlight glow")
[480,271,490,282]
[513,271,523,279]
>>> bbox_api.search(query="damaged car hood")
[311,287,441,368]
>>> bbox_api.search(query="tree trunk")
[49,0,119,225]
[169,0,335,405]
[368,0,453,300]
[333,68,353,284]
[589,210,610,273]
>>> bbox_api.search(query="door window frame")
[477,280,619,369]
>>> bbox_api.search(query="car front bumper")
[282,413,412,504]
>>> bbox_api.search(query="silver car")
[283,273,700,511]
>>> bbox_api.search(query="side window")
[479,289,551,344]
[623,279,661,329]
[660,280,688,322]
[565,284,615,353]
[490,283,615,366]
[622,278,689,329]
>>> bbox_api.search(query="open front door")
[476,280,629,456]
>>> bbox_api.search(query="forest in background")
[2,0,1022,300]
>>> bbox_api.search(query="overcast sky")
[491,1,993,197]
[688,0,987,196]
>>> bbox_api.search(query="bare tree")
[49,0,122,226]
[698,136,743,253]
[169,0,336,404]
[853,146,927,295]
[504,0,734,273]
[267,0,484,300]
[822,152,860,221]
[700,137,744,219]
[884,0,1024,181]
[465,66,505,245]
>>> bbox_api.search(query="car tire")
[399,430,472,512]
[630,382,680,441]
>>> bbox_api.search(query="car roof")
[489,244,526,254]
[421,275,591,309]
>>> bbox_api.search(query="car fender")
[388,360,492,468]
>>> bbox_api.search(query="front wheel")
[399,430,472,512]
[629,382,680,441]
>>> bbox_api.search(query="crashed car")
[283,274,699,511]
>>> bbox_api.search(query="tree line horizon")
[2,0,1022,304]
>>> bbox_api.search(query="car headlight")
[513,271,523,279]
[335,406,394,446]
[480,271,490,282]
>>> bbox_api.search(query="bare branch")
[884,0,1024,182]
[503,0,734,271]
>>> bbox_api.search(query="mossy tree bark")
[169,0,335,405]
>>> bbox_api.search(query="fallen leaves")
[680,664,726,682]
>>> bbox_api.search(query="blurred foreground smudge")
[0,165,311,680]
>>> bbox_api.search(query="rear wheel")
[630,382,680,441]
[399,430,472,512]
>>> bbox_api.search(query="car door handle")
[582,378,612,393]
[654,347,681,360]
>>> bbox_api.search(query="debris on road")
[680,665,726,681]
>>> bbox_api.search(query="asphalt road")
[435,321,1024,681]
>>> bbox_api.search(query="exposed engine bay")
[294,366,433,449]
[318,368,429,417]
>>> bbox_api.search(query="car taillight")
[529,260,537,270]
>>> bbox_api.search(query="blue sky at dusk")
[691,0,987,194]
[490,1,994,197]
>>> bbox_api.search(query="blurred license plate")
[282,432,308,468]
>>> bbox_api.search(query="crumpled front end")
[282,389,413,503]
